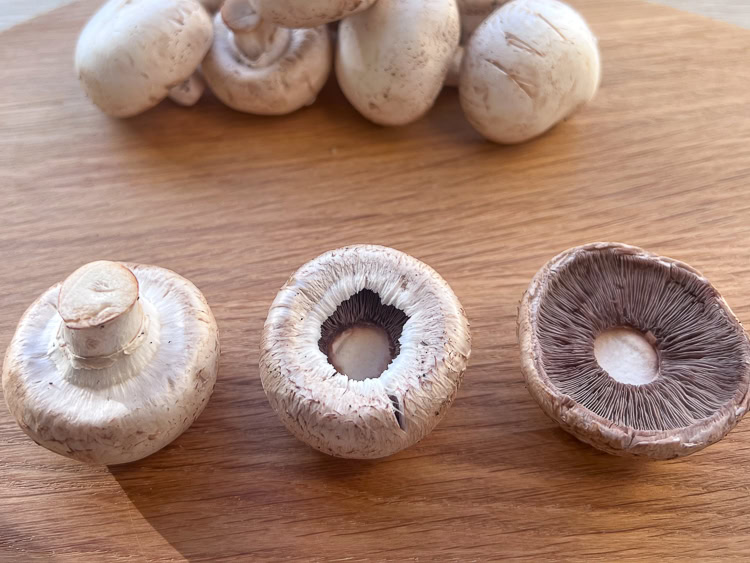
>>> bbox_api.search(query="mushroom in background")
[199,0,225,12]
[336,0,460,126]
[459,0,601,143]
[2,261,220,465]
[260,245,471,459]
[75,0,213,117]
[518,243,750,459]
[202,0,332,115]
[254,0,378,29]
[458,0,509,40]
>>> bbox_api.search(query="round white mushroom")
[459,0,601,144]
[255,0,378,28]
[260,245,472,459]
[202,0,332,115]
[75,0,214,118]
[2,261,220,465]
[336,0,461,126]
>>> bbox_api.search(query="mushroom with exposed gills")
[2,261,220,465]
[75,0,214,117]
[202,0,332,115]
[260,245,472,459]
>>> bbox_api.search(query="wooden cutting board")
[2,0,750,560]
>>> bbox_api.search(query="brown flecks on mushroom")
[519,243,750,459]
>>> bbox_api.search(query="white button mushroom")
[459,0,601,144]
[2,261,220,465]
[336,0,461,126]
[254,0,378,28]
[260,245,472,459]
[75,0,214,118]
[202,0,332,115]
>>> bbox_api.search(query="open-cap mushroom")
[254,0,378,29]
[460,0,600,144]
[260,245,471,459]
[202,0,332,115]
[336,0,460,126]
[75,0,214,117]
[518,243,750,459]
[2,261,220,465]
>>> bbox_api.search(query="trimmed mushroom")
[260,245,471,459]
[336,0,460,126]
[518,243,750,459]
[202,0,332,115]
[255,0,378,28]
[460,0,600,144]
[458,0,508,40]
[2,261,220,465]
[75,0,213,118]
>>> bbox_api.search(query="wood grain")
[2,0,750,560]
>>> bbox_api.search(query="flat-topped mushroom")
[336,0,460,126]
[260,245,471,459]
[202,0,332,115]
[460,0,600,143]
[2,261,220,465]
[518,243,750,459]
[255,0,378,28]
[75,0,213,117]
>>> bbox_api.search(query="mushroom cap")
[256,0,378,28]
[75,0,213,118]
[202,13,332,115]
[2,263,220,465]
[260,245,471,459]
[518,242,750,459]
[460,0,600,144]
[336,0,460,126]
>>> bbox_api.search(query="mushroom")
[202,0,332,115]
[518,242,750,459]
[2,261,220,465]
[459,0,600,144]
[75,0,214,118]
[336,0,461,126]
[260,245,471,459]
[254,0,378,28]
[458,0,508,40]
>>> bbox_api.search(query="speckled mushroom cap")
[460,0,600,144]
[336,0,460,126]
[2,262,220,465]
[518,243,750,459]
[202,11,332,115]
[260,245,471,459]
[255,0,378,28]
[75,0,213,118]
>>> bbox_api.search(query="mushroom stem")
[57,261,146,360]
[445,46,464,88]
[168,73,206,107]
[222,0,291,67]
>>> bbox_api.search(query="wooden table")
[2,0,750,560]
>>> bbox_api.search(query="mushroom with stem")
[75,0,214,117]
[459,0,601,144]
[202,0,332,115]
[2,261,220,465]
[254,0,379,29]
[336,0,461,126]
[260,245,471,459]
[518,242,750,459]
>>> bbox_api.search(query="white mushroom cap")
[75,0,213,118]
[260,245,471,459]
[460,0,600,144]
[336,0,460,126]
[2,261,220,465]
[202,4,332,115]
[255,0,378,28]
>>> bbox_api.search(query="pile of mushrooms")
[75,0,601,143]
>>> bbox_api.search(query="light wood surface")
[2,0,750,560]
